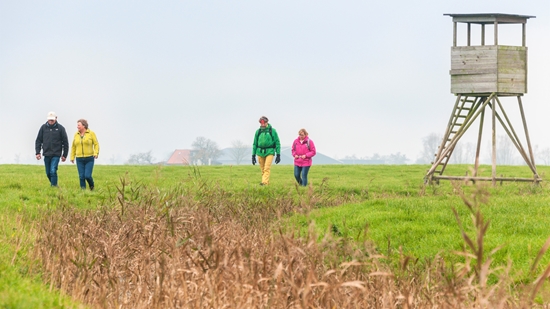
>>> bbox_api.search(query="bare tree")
[126,151,155,165]
[191,137,221,165]
[416,133,442,164]
[343,154,359,160]
[536,146,550,166]
[386,152,408,164]
[230,140,249,165]
[14,153,20,164]
[109,155,117,165]
[370,153,384,161]
[496,135,517,165]
[450,141,476,164]
[464,142,476,163]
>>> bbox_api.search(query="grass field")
[2,163,550,308]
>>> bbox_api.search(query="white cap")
[47,111,57,120]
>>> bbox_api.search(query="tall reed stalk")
[33,177,550,308]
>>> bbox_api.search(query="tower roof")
[444,13,535,24]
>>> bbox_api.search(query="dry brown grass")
[33,178,550,308]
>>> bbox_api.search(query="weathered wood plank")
[450,69,497,75]
[450,45,527,94]
[433,175,541,182]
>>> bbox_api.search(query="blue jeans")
[44,156,60,186]
[294,165,311,186]
[76,156,95,189]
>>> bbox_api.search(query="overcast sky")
[1,0,549,164]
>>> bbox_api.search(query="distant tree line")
[342,152,408,164]
[122,133,550,166]
[189,137,249,165]
[190,136,221,165]
[124,136,250,166]
[416,132,550,165]
[126,150,156,165]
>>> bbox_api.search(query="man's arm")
[35,125,43,159]
[61,126,69,161]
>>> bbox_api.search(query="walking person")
[252,116,281,185]
[292,128,316,186]
[35,111,69,187]
[70,119,100,190]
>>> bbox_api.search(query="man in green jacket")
[252,116,281,185]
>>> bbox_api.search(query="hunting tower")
[425,13,541,184]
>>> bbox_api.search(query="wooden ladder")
[430,96,484,177]
[425,93,540,184]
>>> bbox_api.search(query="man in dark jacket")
[35,111,69,187]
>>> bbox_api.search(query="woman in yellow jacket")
[70,119,100,190]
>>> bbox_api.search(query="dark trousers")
[294,165,311,186]
[76,156,95,189]
[44,156,60,186]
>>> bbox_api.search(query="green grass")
[0,211,87,308]
[285,164,550,278]
[2,163,550,307]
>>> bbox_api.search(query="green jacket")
[252,124,281,157]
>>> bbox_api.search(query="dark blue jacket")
[35,121,69,157]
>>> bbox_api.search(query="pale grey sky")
[1,0,549,164]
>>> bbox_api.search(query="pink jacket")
[292,137,316,167]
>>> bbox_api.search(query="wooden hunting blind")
[425,13,541,184]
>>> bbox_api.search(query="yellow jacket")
[70,129,100,160]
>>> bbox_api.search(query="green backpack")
[255,127,275,151]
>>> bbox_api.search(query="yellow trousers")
[258,155,274,185]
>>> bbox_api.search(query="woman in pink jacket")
[292,128,317,186]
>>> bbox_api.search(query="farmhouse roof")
[167,149,191,165]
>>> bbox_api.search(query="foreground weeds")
[34,177,550,308]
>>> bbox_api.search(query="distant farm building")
[166,149,191,165]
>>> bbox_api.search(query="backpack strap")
[294,139,310,152]
[256,127,276,153]
[267,127,273,143]
[267,127,275,150]
[254,129,260,147]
